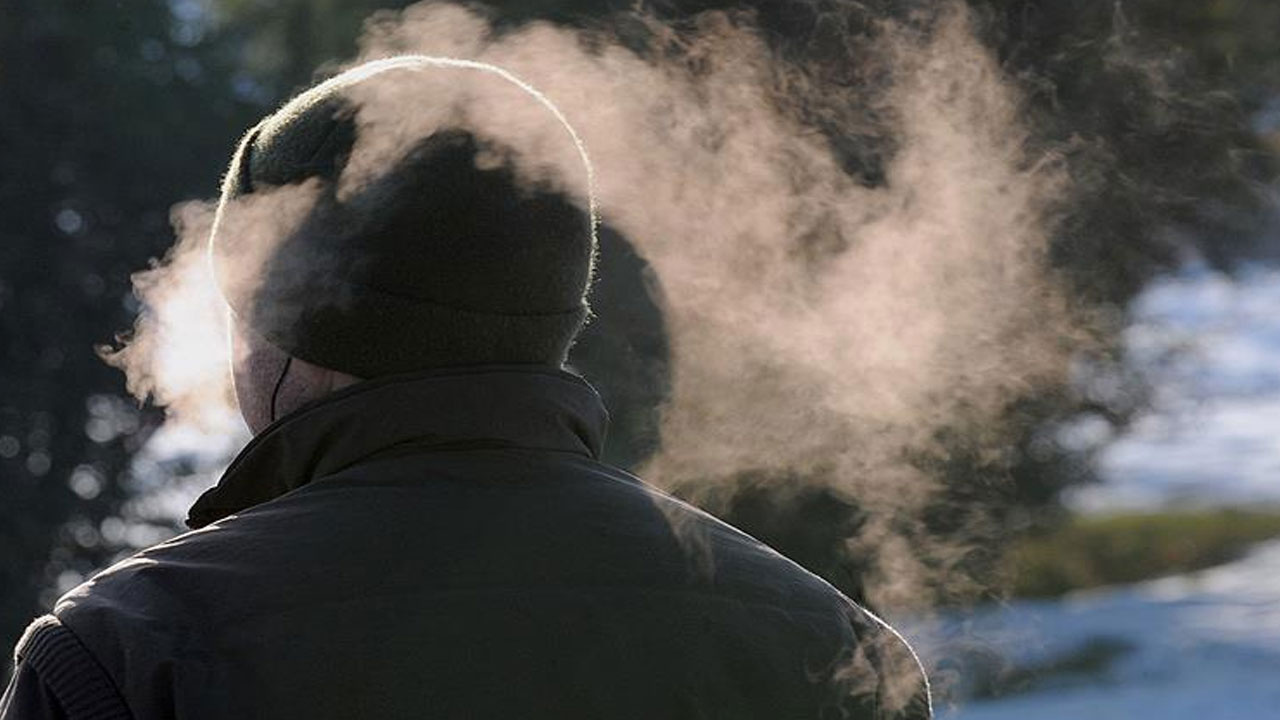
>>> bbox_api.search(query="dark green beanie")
[210,60,595,378]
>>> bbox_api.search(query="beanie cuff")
[228,276,587,377]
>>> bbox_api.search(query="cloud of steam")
[107,0,1082,630]
[349,1,1078,610]
[102,200,241,434]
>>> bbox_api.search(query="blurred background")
[2,1,1278,717]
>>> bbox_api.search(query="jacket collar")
[186,365,609,529]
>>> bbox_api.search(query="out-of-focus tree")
[0,0,266,651]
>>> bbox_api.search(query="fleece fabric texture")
[210,62,594,377]
[10,367,932,720]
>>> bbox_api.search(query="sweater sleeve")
[1,616,132,720]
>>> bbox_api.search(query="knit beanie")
[209,58,596,378]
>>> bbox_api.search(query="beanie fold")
[223,271,586,377]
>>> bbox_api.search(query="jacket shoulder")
[600,472,934,717]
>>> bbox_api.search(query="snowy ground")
[918,539,1280,719]
[926,262,1280,719]
[1068,262,1280,513]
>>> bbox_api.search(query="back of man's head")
[210,58,596,379]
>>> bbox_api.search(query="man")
[3,58,931,719]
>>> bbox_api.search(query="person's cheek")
[229,322,274,433]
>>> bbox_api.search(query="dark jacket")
[3,367,931,719]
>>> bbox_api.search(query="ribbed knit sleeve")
[2,616,132,720]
